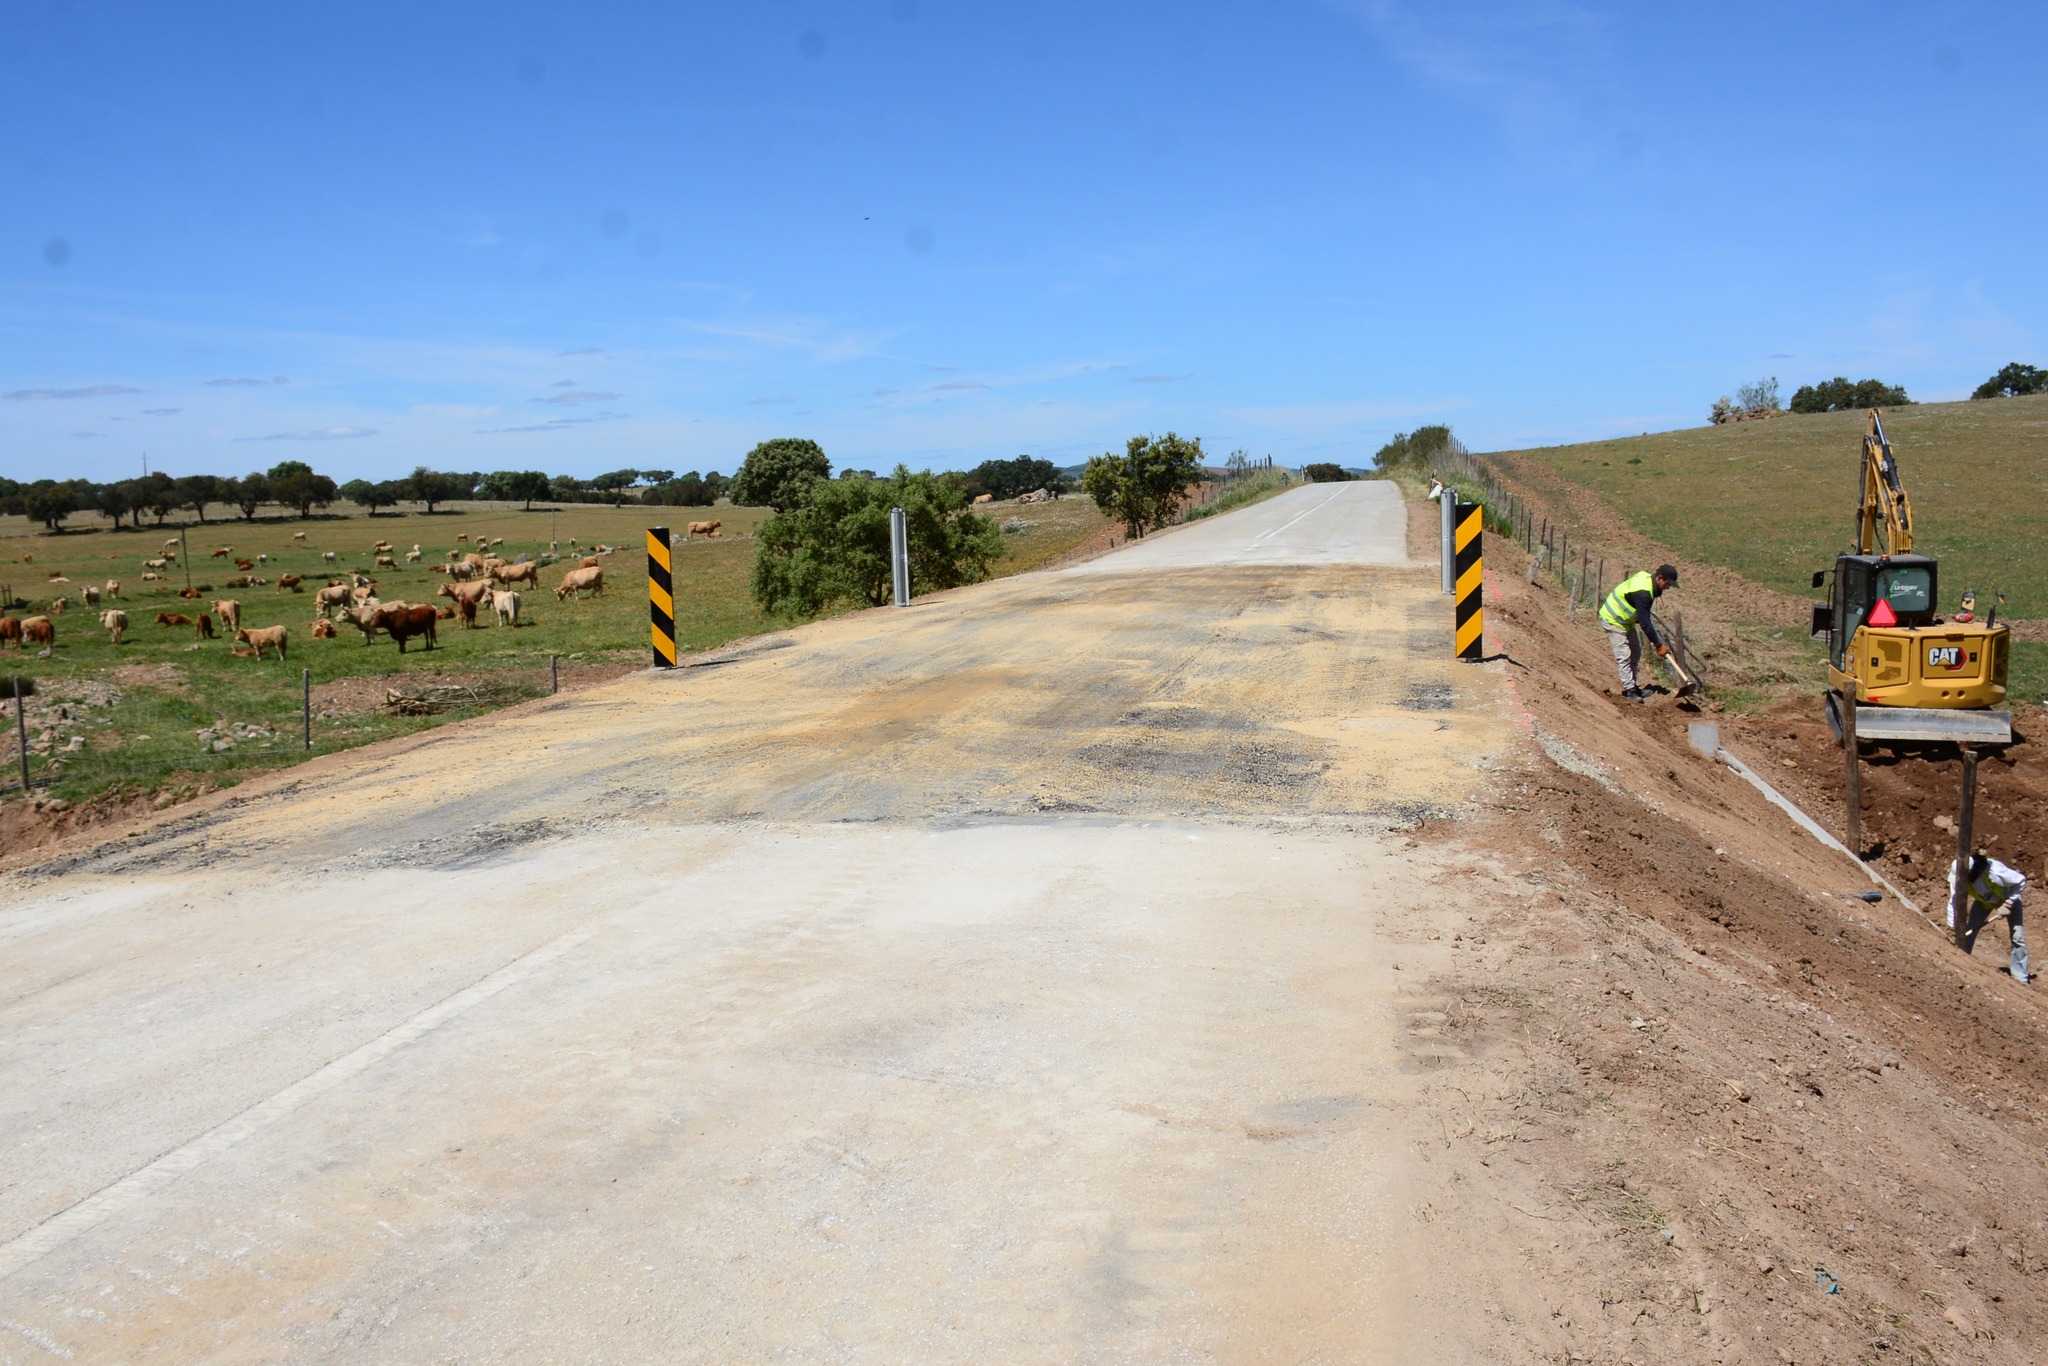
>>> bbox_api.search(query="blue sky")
[4,1,2043,484]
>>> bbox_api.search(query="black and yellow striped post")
[1453,500,1483,661]
[647,526,677,668]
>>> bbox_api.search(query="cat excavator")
[1810,410,2011,747]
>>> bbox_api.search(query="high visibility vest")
[1600,570,1656,631]
[1965,868,2015,913]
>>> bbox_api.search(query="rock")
[1756,1256,1775,1275]
[1944,1306,1974,1337]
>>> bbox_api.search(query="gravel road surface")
[0,483,1505,1362]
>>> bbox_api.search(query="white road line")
[0,928,594,1283]
[1249,489,1343,544]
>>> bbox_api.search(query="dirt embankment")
[1401,491,2048,1364]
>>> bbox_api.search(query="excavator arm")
[1857,408,1913,555]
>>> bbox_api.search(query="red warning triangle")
[1869,598,1898,627]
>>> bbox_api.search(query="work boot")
[1622,687,1646,701]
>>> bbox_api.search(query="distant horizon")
[5,3,2041,484]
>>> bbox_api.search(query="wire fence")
[1429,449,1709,689]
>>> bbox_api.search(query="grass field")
[1,494,1107,806]
[1504,393,2048,702]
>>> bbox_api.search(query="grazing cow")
[490,536,505,547]
[686,519,722,540]
[310,618,337,638]
[456,533,469,543]
[0,617,20,649]
[436,579,492,606]
[372,540,393,553]
[210,547,232,558]
[491,560,540,587]
[82,585,101,608]
[344,603,383,642]
[143,557,167,570]
[405,548,422,563]
[374,554,396,569]
[315,584,352,613]
[212,599,242,632]
[350,584,378,606]
[555,566,603,600]
[163,537,181,550]
[276,574,303,592]
[22,616,54,646]
[493,590,521,627]
[453,598,476,628]
[373,604,437,653]
[234,625,288,660]
[322,550,337,563]
[195,612,215,639]
[257,553,268,565]
[155,612,193,628]
[447,560,476,582]
[104,579,121,599]
[234,558,254,571]
[972,493,994,504]
[292,531,307,541]
[49,597,68,615]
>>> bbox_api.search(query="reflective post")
[1440,485,1455,595]
[890,507,910,607]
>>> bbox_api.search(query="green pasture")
[1505,393,2048,701]
[1,494,1113,804]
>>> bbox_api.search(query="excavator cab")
[1814,554,1938,670]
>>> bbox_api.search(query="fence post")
[1951,749,1979,950]
[13,676,28,795]
[551,655,559,695]
[1440,484,1456,595]
[302,668,311,752]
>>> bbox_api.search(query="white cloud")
[6,384,143,400]
[236,426,378,442]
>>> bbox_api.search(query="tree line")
[0,461,739,532]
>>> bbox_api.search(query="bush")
[1083,433,1206,536]
[962,455,1067,501]
[750,465,1001,615]
[1373,425,1464,471]
[1302,463,1352,483]
[1971,362,2048,400]
[731,438,830,511]
[1788,377,1911,412]
[1736,376,1780,414]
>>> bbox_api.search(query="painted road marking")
[1250,489,1343,545]
[0,928,594,1283]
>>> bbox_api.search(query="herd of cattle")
[1,533,623,660]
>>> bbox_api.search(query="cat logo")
[1927,645,1964,671]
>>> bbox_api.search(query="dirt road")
[0,483,1513,1361]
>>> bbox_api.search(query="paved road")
[0,484,1501,1362]
[1066,480,1410,573]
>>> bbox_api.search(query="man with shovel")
[1598,563,1681,702]
[1949,853,2029,985]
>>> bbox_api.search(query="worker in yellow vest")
[1598,563,1679,701]
[1949,853,2029,984]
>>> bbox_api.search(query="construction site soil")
[1397,492,2048,1363]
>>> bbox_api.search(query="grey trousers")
[1604,624,1642,690]
[1952,897,2030,983]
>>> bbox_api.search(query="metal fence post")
[1440,484,1455,595]
[890,507,909,607]
[302,668,311,752]
[13,676,28,795]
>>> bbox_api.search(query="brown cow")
[213,599,242,631]
[344,604,382,642]
[155,612,193,627]
[373,603,437,653]
[491,560,540,587]
[436,604,457,621]
[374,555,396,569]
[455,597,476,628]
[310,618,337,639]
[0,617,21,649]
[195,612,215,639]
[178,587,203,599]
[210,547,232,558]
[234,558,254,571]
[22,616,54,646]
[100,609,128,644]
[555,566,604,600]
[276,574,303,592]
[104,579,121,599]
[578,555,601,569]
[685,520,722,540]
[234,625,288,660]
[435,579,492,607]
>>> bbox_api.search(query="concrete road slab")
[1062,480,1410,573]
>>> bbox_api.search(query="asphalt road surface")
[0,483,1505,1362]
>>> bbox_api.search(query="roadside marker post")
[1439,484,1455,596]
[890,507,910,608]
[647,527,677,668]
[1454,500,1483,662]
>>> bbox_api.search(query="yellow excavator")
[1811,410,2010,746]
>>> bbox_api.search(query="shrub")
[1373,425,1464,471]
[1971,362,2048,400]
[1083,433,1206,536]
[750,465,1000,615]
[1788,377,1911,412]
[731,438,830,511]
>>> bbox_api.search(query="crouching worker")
[1598,563,1679,702]
[1949,853,2029,984]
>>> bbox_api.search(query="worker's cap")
[1656,563,1680,584]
